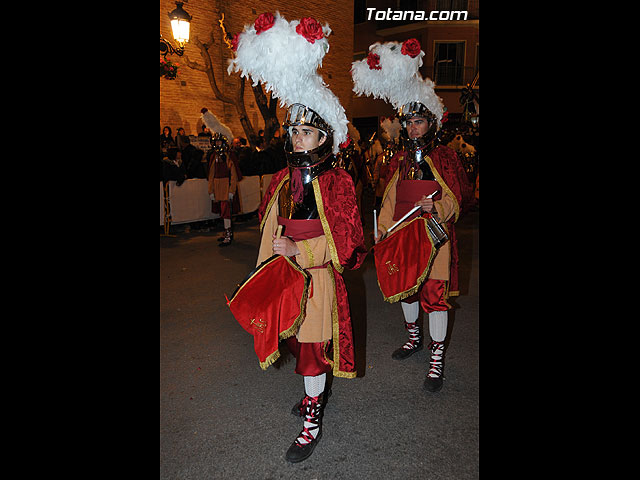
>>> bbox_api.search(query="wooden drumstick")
[387,206,420,234]
[373,209,378,240]
[387,190,439,234]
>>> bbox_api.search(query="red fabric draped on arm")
[316,168,368,271]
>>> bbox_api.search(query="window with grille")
[433,41,465,85]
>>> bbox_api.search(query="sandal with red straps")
[391,322,423,360]
[285,395,324,463]
[291,389,331,416]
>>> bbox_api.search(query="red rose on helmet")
[296,17,324,44]
[231,33,240,52]
[401,38,421,58]
[339,136,352,150]
[254,12,275,34]
[367,52,381,70]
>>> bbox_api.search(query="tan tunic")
[257,202,333,343]
[207,153,238,201]
[377,170,456,281]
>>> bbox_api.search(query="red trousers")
[285,337,332,376]
[403,279,451,313]
[211,200,231,219]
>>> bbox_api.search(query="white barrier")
[161,181,165,225]
[166,179,217,225]
[236,175,261,214]
[160,175,272,226]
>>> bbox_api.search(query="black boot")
[285,394,324,463]
[391,322,423,360]
[424,341,445,392]
[218,228,233,247]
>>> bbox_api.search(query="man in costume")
[228,12,366,462]
[352,39,473,392]
[373,117,401,212]
[201,108,241,246]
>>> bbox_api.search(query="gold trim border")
[233,255,310,371]
[424,155,460,222]
[375,217,436,303]
[259,173,289,233]
[312,178,343,274]
[327,264,357,379]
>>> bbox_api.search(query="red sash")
[277,217,324,242]
[393,180,441,221]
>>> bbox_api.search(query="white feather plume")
[380,117,401,142]
[201,109,234,142]
[227,12,348,153]
[347,123,361,152]
[351,41,444,127]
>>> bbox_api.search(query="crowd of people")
[160,125,287,186]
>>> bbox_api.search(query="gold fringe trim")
[259,173,289,233]
[334,370,357,379]
[327,265,339,372]
[251,256,311,371]
[301,239,315,267]
[259,349,281,370]
[376,217,436,303]
[424,155,460,223]
[326,264,357,379]
[312,178,343,274]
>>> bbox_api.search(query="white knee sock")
[428,310,448,342]
[223,218,231,229]
[401,301,419,324]
[304,373,326,397]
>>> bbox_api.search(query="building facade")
[352,0,479,138]
[160,0,478,143]
[160,0,354,140]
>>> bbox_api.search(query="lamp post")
[161,1,192,57]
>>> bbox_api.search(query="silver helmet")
[282,103,334,169]
[398,101,440,152]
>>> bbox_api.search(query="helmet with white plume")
[351,39,444,150]
[200,108,234,143]
[228,11,348,169]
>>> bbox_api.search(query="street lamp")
[169,2,192,48]
[161,1,192,57]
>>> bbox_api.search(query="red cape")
[384,145,474,295]
[258,166,367,377]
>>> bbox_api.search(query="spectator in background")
[198,124,212,138]
[160,126,176,152]
[175,127,190,151]
[233,137,256,176]
[160,126,186,186]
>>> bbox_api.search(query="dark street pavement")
[160,191,479,479]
